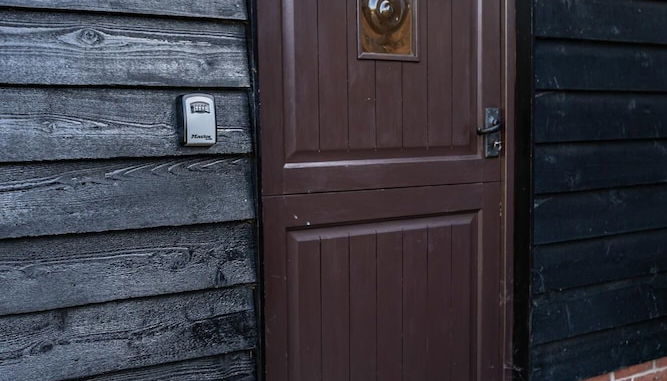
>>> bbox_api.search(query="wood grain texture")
[287,237,322,381]
[534,141,667,193]
[451,222,474,381]
[346,0,376,150]
[376,231,403,381]
[531,317,667,381]
[349,234,377,381]
[535,40,667,91]
[0,10,249,87]
[532,273,667,345]
[317,0,348,151]
[0,88,251,162]
[75,352,255,381]
[0,288,256,381]
[276,210,485,381]
[402,228,428,381]
[451,0,474,148]
[0,156,254,239]
[320,237,350,381]
[260,0,498,198]
[529,0,667,378]
[426,225,452,380]
[401,0,428,149]
[533,229,667,294]
[535,0,667,45]
[0,223,255,315]
[0,0,248,20]
[0,1,258,380]
[284,0,320,156]
[426,0,452,147]
[534,184,667,245]
[534,92,667,143]
[277,0,481,159]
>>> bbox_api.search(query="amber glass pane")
[358,0,418,61]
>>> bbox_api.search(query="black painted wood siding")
[0,2,257,380]
[530,1,667,380]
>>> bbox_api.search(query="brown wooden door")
[258,0,510,379]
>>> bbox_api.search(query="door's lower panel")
[263,183,503,381]
[287,215,477,381]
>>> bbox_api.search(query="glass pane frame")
[357,0,419,62]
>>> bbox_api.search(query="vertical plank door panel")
[427,0,454,148]
[259,0,510,378]
[427,225,454,380]
[321,237,351,381]
[349,234,378,381]
[376,62,404,148]
[402,227,429,381]
[376,230,404,381]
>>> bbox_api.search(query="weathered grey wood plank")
[535,92,667,143]
[0,157,254,239]
[535,40,667,91]
[536,0,667,45]
[0,0,247,21]
[0,10,249,87]
[534,184,667,245]
[532,273,667,345]
[0,88,251,162]
[75,352,255,381]
[530,0,667,377]
[532,317,667,381]
[0,223,256,315]
[533,229,667,294]
[0,288,256,381]
[534,141,667,194]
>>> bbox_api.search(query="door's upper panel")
[284,0,476,161]
[259,0,502,195]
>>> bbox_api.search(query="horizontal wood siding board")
[535,0,667,45]
[0,223,256,316]
[531,317,667,381]
[0,288,256,381]
[535,40,667,91]
[75,352,255,381]
[530,0,667,377]
[0,88,251,162]
[0,10,249,87]
[535,92,667,143]
[0,1,258,379]
[0,156,254,239]
[533,184,667,245]
[531,273,667,345]
[533,228,667,294]
[534,141,667,194]
[0,0,248,20]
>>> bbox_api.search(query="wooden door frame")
[510,0,532,379]
[253,0,519,378]
[501,0,517,379]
